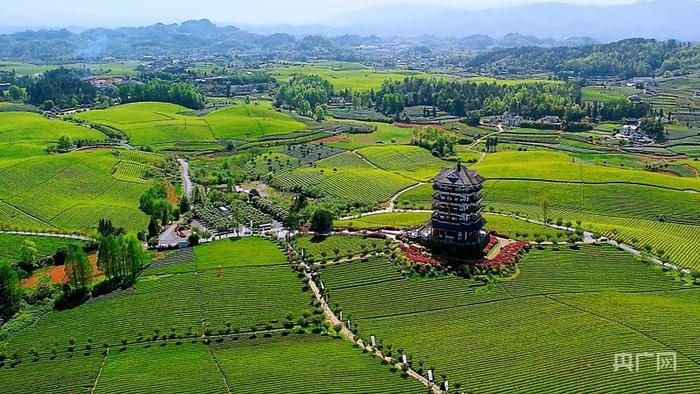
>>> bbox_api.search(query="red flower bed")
[398,243,441,265]
[482,235,498,254]
[485,241,530,268]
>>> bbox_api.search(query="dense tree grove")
[374,77,578,118]
[412,128,456,158]
[139,183,176,225]
[117,79,206,109]
[27,68,96,109]
[275,74,333,117]
[64,244,93,291]
[97,233,146,282]
[466,39,698,79]
[640,117,666,142]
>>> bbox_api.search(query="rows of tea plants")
[112,160,154,184]
[0,150,150,232]
[356,145,449,181]
[316,151,374,169]
[473,151,700,192]
[0,350,104,393]
[198,265,310,331]
[94,342,225,393]
[113,149,167,166]
[482,179,700,225]
[554,289,700,364]
[6,274,203,353]
[144,248,196,275]
[211,334,425,394]
[320,258,509,320]
[359,295,700,393]
[193,237,287,270]
[283,143,344,163]
[500,245,684,297]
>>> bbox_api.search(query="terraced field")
[356,145,450,181]
[275,167,415,205]
[0,150,150,232]
[205,101,307,140]
[211,334,425,393]
[318,246,698,393]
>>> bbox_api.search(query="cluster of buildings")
[617,119,653,144]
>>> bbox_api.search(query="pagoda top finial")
[456,157,462,169]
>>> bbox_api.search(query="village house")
[0,83,10,92]
[694,90,700,98]
[538,115,562,124]
[627,94,643,104]
[501,111,523,127]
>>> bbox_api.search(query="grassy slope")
[0,111,106,163]
[74,102,214,147]
[205,101,306,140]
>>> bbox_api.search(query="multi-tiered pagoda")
[422,159,487,258]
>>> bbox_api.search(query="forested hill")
[465,39,700,79]
[0,19,340,61]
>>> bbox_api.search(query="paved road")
[0,230,96,242]
[178,159,193,199]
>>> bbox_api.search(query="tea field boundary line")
[89,347,110,394]
[207,345,233,393]
[0,198,54,228]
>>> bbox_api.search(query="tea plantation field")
[356,145,451,181]
[74,102,215,147]
[0,111,106,163]
[0,149,150,233]
[205,101,307,140]
[318,246,699,393]
[2,238,307,354]
[0,234,84,266]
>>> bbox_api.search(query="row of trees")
[374,77,578,118]
[96,234,146,283]
[117,79,206,110]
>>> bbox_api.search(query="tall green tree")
[310,208,333,234]
[122,234,146,280]
[65,244,92,290]
[18,239,38,271]
[0,264,21,322]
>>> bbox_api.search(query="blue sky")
[0,0,637,27]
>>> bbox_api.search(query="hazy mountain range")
[244,0,700,42]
